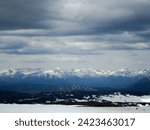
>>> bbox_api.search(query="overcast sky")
[0,0,150,70]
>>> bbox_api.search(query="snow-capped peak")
[43,69,64,78]
[0,68,17,76]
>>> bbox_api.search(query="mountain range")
[0,68,150,95]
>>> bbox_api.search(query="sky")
[0,0,150,70]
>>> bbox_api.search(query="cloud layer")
[0,0,150,54]
[0,0,150,69]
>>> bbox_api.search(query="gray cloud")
[0,0,150,35]
[0,35,149,56]
[0,0,150,70]
[0,0,59,30]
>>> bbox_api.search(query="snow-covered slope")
[101,93,150,103]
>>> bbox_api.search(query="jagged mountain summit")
[0,68,150,95]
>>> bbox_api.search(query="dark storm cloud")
[0,0,59,30]
[0,0,150,55]
[0,40,28,54]
[0,41,26,50]
[0,0,150,35]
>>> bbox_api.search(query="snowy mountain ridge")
[0,68,150,78]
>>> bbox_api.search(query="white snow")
[74,99,88,102]
[141,98,150,103]
[101,94,150,103]
[0,104,150,113]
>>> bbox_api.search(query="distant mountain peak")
[0,68,17,76]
